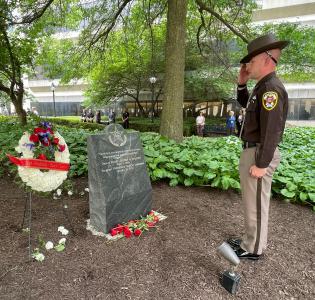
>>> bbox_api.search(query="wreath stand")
[20,192,33,261]
[20,190,76,262]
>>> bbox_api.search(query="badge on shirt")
[262,91,278,111]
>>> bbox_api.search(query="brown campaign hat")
[240,33,289,63]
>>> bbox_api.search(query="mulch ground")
[0,175,314,300]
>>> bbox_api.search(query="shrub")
[1,117,313,208]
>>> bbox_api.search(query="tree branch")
[195,0,248,43]
[0,81,11,95]
[88,0,133,48]
[9,0,55,25]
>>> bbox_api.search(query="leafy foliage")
[0,0,83,124]
[0,118,314,208]
[141,133,242,189]
[253,23,315,80]
[273,127,315,207]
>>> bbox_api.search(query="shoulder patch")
[262,91,278,111]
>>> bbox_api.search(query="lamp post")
[149,76,157,122]
[50,82,56,117]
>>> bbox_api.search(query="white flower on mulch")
[59,238,66,244]
[45,241,54,250]
[32,251,45,262]
[58,226,69,235]
[58,225,65,232]
[54,237,67,252]
[61,229,69,235]
[84,188,89,192]
[56,189,62,196]
[67,190,73,196]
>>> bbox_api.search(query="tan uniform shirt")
[237,72,288,168]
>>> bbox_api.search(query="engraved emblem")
[106,124,127,147]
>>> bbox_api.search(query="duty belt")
[243,141,258,149]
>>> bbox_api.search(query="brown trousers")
[239,147,280,255]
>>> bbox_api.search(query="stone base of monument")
[86,211,167,241]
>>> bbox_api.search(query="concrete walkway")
[286,120,315,127]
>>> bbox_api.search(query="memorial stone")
[88,123,152,233]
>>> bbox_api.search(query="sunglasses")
[265,51,278,65]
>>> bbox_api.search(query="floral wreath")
[8,122,70,192]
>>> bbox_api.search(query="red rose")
[38,153,47,160]
[46,128,54,134]
[58,144,66,152]
[115,225,124,233]
[123,227,132,238]
[149,211,154,216]
[134,229,142,236]
[42,139,50,146]
[53,137,59,145]
[29,134,39,143]
[110,228,118,236]
[147,222,155,228]
[34,127,44,134]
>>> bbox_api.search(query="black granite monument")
[87,124,152,233]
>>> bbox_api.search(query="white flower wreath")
[15,131,70,192]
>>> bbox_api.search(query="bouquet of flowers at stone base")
[109,210,167,239]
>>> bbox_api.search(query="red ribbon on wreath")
[7,154,70,171]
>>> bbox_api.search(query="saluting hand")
[249,165,267,179]
[238,64,250,85]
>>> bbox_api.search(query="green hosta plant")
[141,133,242,191]
[140,127,315,208]
[274,127,315,207]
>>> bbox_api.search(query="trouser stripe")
[254,178,262,254]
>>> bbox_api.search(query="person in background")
[86,109,94,122]
[109,111,116,124]
[227,33,289,260]
[196,111,205,137]
[81,109,87,122]
[226,110,236,135]
[122,109,130,129]
[236,109,244,136]
[96,110,102,124]
[32,107,39,116]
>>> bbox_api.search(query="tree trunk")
[12,92,27,125]
[159,0,187,142]
[135,99,145,116]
